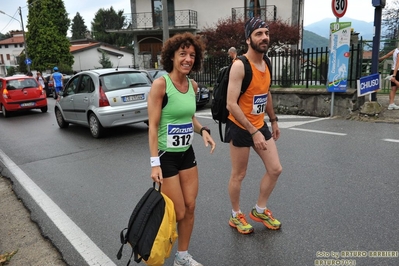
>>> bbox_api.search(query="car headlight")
[200,87,209,93]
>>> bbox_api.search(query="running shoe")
[229,213,254,234]
[388,104,399,110]
[249,207,281,230]
[173,252,203,266]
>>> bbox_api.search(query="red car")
[0,75,48,117]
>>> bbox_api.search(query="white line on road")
[0,149,116,266]
[289,127,347,136]
[382,138,399,143]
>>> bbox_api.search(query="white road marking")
[0,149,116,266]
[382,138,399,143]
[289,127,347,136]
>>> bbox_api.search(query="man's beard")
[249,38,269,53]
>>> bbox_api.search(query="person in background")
[147,32,216,266]
[379,48,399,110]
[225,17,282,234]
[50,67,64,99]
[36,72,46,89]
[228,47,237,62]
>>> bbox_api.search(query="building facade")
[0,31,25,76]
[116,0,305,69]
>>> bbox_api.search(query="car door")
[59,75,80,121]
[73,74,94,123]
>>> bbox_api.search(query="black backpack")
[211,55,272,142]
[117,182,177,266]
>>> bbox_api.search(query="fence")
[189,43,390,93]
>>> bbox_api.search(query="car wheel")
[41,106,48,113]
[1,104,9,118]
[88,113,105,138]
[55,108,69,128]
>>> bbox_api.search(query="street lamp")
[0,7,30,72]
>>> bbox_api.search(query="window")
[14,44,17,48]
[6,54,10,60]
[5,45,8,48]
[20,44,23,48]
[152,0,175,27]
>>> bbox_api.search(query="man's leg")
[228,143,253,234]
[228,143,250,212]
[249,138,283,230]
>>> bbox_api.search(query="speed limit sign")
[331,0,348,18]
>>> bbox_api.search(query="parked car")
[0,75,48,117]
[143,69,210,108]
[54,68,151,138]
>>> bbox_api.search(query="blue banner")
[327,22,352,93]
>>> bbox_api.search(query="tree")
[98,51,113,68]
[0,32,12,40]
[26,0,74,72]
[382,0,399,53]
[200,18,301,57]
[71,12,88,40]
[91,7,133,47]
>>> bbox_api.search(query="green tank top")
[158,74,196,152]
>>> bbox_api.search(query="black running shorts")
[390,70,399,87]
[224,119,272,147]
[159,145,197,178]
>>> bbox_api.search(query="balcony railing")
[232,5,277,22]
[123,10,197,30]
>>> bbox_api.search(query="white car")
[55,68,151,138]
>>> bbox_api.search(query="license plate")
[122,94,145,102]
[20,102,35,107]
[201,94,209,99]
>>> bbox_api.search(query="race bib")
[251,93,268,115]
[167,122,194,148]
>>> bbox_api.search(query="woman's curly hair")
[161,32,205,73]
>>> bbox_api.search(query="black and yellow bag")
[117,183,177,266]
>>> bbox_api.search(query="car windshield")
[101,72,151,91]
[6,78,38,90]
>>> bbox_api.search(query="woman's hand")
[151,166,163,184]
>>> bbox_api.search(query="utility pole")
[18,6,30,72]
[162,0,169,43]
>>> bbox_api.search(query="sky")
[0,0,394,35]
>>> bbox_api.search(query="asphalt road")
[1,98,399,266]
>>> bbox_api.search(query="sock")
[255,204,266,214]
[177,251,188,259]
[231,209,241,218]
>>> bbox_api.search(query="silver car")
[54,68,151,138]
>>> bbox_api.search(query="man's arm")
[266,91,280,140]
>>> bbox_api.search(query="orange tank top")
[228,59,271,130]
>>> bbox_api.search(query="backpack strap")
[237,55,253,95]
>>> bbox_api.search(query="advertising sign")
[327,22,352,93]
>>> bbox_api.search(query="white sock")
[255,204,266,214]
[231,209,241,218]
[177,251,188,258]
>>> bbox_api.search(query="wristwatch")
[200,126,211,136]
[269,117,278,123]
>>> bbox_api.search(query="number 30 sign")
[331,0,348,18]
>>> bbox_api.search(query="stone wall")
[270,88,365,117]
